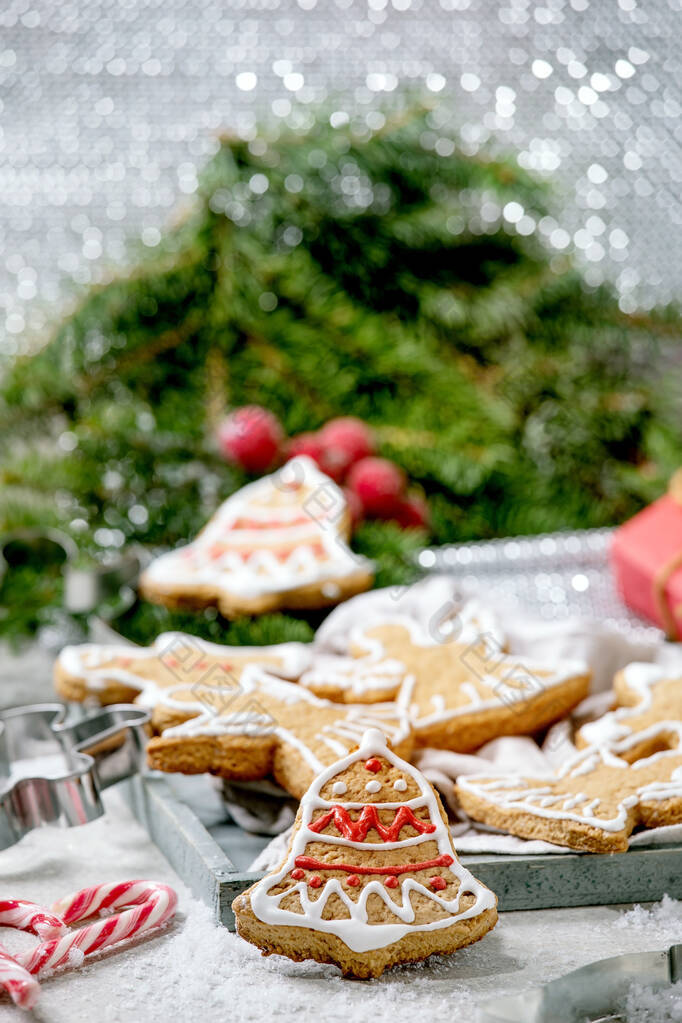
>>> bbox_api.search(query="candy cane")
[0,949,41,1010]
[0,883,177,1010]
[18,881,177,977]
[0,900,65,1010]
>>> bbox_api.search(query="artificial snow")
[2,787,682,1021]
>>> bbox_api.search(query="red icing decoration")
[309,876,322,889]
[384,877,398,889]
[429,876,447,891]
[295,854,453,876]
[291,869,304,880]
[364,758,382,773]
[308,804,436,843]
[346,875,360,887]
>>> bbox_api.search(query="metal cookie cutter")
[0,703,150,850]
[479,943,682,1022]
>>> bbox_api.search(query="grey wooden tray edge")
[121,774,682,929]
[121,774,260,929]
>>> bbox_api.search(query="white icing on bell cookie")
[138,456,373,612]
[247,728,497,954]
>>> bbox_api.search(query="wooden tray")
[122,772,682,930]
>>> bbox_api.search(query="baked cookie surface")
[576,662,682,750]
[143,669,414,798]
[233,728,497,977]
[138,455,373,617]
[55,632,312,705]
[457,720,682,852]
[350,617,590,750]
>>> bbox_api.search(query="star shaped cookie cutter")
[0,702,150,850]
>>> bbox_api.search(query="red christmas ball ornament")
[286,431,325,465]
[346,457,407,518]
[320,417,375,466]
[391,493,431,531]
[342,486,364,528]
[216,406,284,474]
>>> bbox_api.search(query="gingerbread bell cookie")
[350,616,590,750]
[138,455,374,617]
[457,719,682,853]
[233,728,497,977]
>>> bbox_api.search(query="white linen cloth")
[251,576,682,866]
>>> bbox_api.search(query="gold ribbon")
[652,470,682,640]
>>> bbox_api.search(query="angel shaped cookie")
[233,728,497,977]
[457,721,682,852]
[350,617,590,750]
[139,456,373,617]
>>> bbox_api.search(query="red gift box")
[611,479,682,639]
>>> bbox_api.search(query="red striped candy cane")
[18,881,177,977]
[0,900,65,1009]
[0,948,40,1011]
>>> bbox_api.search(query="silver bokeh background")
[1,0,680,354]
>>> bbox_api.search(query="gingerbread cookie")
[55,632,312,705]
[301,597,503,705]
[350,617,590,750]
[576,662,682,751]
[297,654,410,704]
[138,455,374,617]
[233,728,497,977]
[457,721,682,852]
[143,670,413,798]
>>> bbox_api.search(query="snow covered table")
[2,642,681,1022]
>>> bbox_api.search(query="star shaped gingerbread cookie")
[457,719,682,852]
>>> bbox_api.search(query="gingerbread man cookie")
[233,728,497,977]
[457,721,682,852]
[55,632,312,705]
[138,456,374,617]
[350,617,590,750]
[299,598,502,705]
[576,662,682,751]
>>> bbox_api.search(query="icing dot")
[393,778,407,791]
[346,875,360,887]
[332,781,347,796]
[364,758,382,773]
[429,876,447,891]
[309,875,323,889]
[365,780,381,794]
[291,868,304,880]
[384,877,399,889]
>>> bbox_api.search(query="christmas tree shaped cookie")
[233,728,497,977]
[139,456,374,617]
